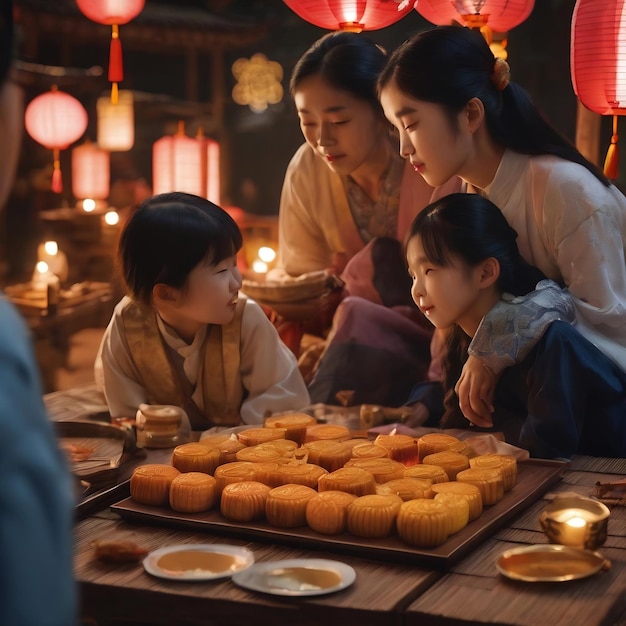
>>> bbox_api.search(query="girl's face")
[406,235,488,337]
[294,73,388,177]
[158,254,242,341]
[379,80,474,187]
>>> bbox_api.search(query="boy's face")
[178,254,243,327]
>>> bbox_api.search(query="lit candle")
[540,495,610,549]
[550,508,596,547]
[104,210,119,226]
[32,261,52,291]
[37,240,68,283]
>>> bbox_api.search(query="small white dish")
[143,543,254,581]
[231,558,356,596]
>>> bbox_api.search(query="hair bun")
[491,58,510,91]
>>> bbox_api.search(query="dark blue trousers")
[494,321,626,459]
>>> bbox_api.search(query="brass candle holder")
[539,494,610,551]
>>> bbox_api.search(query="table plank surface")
[51,386,625,626]
[404,456,626,626]
[75,511,439,626]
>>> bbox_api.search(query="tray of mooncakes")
[111,423,567,567]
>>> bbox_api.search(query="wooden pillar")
[185,48,198,103]
[575,99,601,167]
[211,47,228,205]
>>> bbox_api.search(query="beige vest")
[121,299,246,429]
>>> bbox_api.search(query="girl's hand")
[455,356,495,427]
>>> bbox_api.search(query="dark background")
[12,0,590,216]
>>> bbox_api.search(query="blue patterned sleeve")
[468,280,576,375]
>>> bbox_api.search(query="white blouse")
[95,296,310,423]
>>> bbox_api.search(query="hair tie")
[491,58,510,91]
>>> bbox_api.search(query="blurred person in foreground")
[0,3,77,625]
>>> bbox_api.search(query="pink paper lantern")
[153,122,221,203]
[571,0,626,178]
[25,87,88,193]
[76,0,146,102]
[415,0,534,32]
[283,0,415,32]
[72,140,110,203]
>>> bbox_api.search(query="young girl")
[95,192,310,429]
[406,193,626,459]
[378,25,626,424]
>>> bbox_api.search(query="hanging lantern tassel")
[604,115,619,180]
[52,149,63,194]
[109,24,123,104]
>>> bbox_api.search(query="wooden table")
[6,282,114,391]
[72,455,626,626]
[48,389,625,625]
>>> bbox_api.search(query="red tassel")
[51,164,62,194]
[603,116,619,180]
[109,27,124,83]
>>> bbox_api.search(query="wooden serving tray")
[111,459,566,567]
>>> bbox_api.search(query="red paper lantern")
[153,122,221,203]
[25,87,88,194]
[76,0,145,103]
[283,0,415,32]
[415,0,534,32]
[72,140,110,204]
[571,0,626,178]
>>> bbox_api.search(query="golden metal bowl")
[539,494,610,550]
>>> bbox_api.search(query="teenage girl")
[96,192,310,428]
[406,193,626,459]
[379,25,626,424]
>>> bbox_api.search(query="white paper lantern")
[97,89,134,151]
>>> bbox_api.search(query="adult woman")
[379,25,626,423]
[270,31,459,406]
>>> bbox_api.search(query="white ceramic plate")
[496,544,608,582]
[143,543,254,581]
[231,558,356,596]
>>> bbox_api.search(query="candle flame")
[566,516,587,528]
[43,240,58,256]
[258,246,276,263]
[252,259,268,274]
[104,210,119,225]
[36,261,49,274]
[82,198,96,212]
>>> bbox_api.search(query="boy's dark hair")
[118,192,242,306]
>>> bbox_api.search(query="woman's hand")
[455,355,496,427]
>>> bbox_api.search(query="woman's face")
[406,235,485,336]
[294,73,388,177]
[379,80,474,187]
